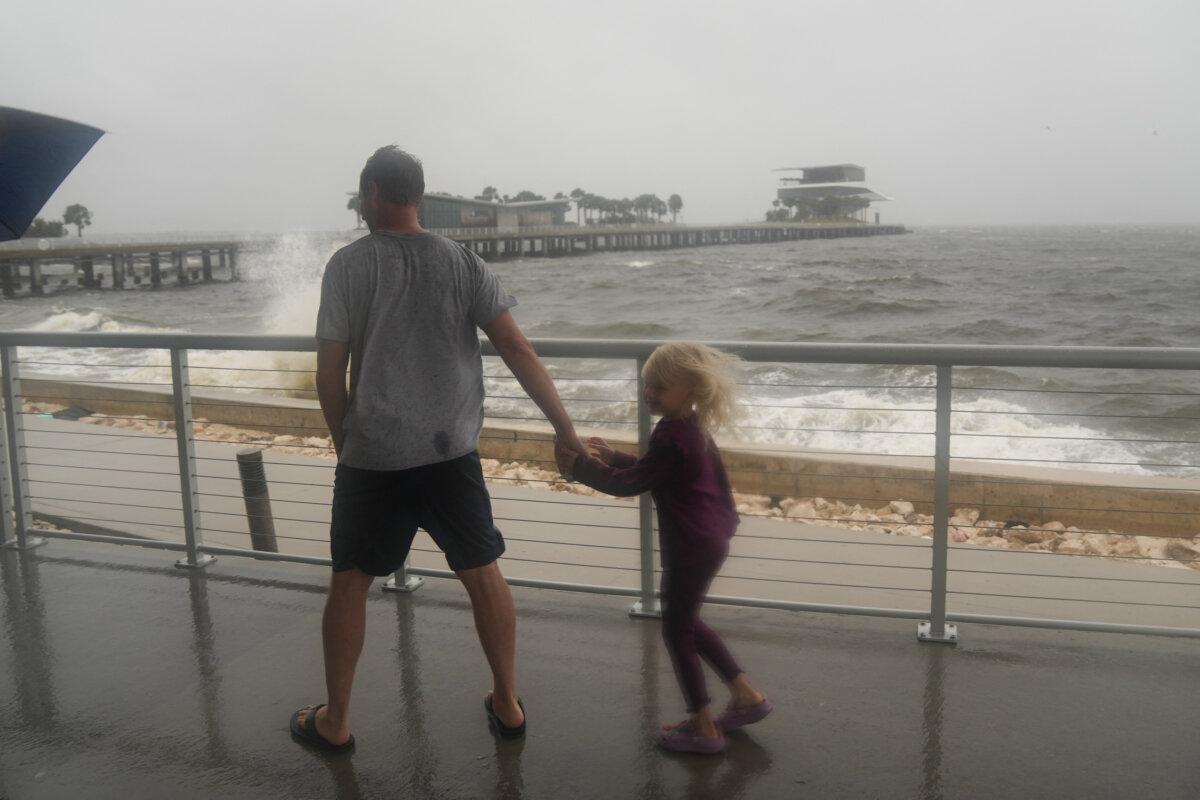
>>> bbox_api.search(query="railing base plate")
[917,621,959,644]
[3,536,48,551]
[629,600,662,619]
[383,575,425,593]
[174,555,217,570]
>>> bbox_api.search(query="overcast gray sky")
[7,0,1198,233]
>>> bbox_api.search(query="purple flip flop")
[714,698,774,732]
[655,721,727,754]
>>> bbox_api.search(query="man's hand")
[587,436,616,465]
[554,436,583,478]
[559,430,587,459]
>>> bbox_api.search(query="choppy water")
[1,225,1198,476]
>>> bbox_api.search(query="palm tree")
[668,194,683,223]
[570,188,587,224]
[346,194,362,228]
[653,196,668,223]
[633,194,656,223]
[583,193,603,225]
[63,203,92,237]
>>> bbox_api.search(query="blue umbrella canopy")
[0,107,104,241]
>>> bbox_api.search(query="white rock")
[954,508,981,524]
[1055,540,1089,555]
[889,500,914,516]
[783,500,817,520]
[1008,528,1050,545]
[1042,521,1066,532]
[1110,537,1141,557]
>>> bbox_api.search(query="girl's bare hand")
[588,436,616,464]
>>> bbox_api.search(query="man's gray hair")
[360,146,425,206]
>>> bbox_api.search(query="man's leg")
[300,566,375,744]
[457,561,523,728]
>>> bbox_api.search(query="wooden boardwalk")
[446,222,908,260]
[0,240,240,297]
[0,222,907,297]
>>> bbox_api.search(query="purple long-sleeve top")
[571,415,739,546]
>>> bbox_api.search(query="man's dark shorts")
[330,451,505,576]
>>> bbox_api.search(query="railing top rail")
[0,330,1198,370]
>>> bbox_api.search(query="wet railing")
[0,332,1198,641]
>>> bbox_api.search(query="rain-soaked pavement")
[0,539,1197,799]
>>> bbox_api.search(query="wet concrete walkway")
[1,538,1197,799]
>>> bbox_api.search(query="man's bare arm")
[316,339,351,458]
[481,311,585,454]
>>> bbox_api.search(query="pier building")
[775,163,892,222]
[418,193,570,230]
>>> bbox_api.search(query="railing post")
[919,364,958,644]
[1,347,46,551]
[0,383,13,549]
[384,556,424,593]
[630,355,661,618]
[171,348,215,570]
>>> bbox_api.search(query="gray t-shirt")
[315,231,516,470]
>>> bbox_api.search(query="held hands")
[553,432,618,479]
[586,436,617,465]
[554,436,582,478]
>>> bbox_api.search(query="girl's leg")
[660,543,729,738]
[690,579,765,709]
[726,673,766,708]
[661,581,717,735]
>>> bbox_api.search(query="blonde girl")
[556,342,772,754]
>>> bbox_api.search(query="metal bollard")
[236,449,278,553]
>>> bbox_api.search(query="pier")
[0,240,240,298]
[0,224,906,298]
[441,221,908,259]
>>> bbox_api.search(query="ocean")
[1,225,1198,476]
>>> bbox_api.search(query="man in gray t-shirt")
[291,146,585,752]
[315,230,517,470]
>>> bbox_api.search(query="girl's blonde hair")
[642,341,740,434]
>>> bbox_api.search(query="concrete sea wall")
[18,377,1199,538]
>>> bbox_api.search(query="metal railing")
[0,331,1198,642]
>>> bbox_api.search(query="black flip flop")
[290,704,356,754]
[484,694,527,739]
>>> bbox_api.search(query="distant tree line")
[22,204,92,239]
[765,195,870,223]
[473,187,684,225]
[344,186,686,227]
[567,188,683,225]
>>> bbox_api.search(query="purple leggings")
[660,537,742,712]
